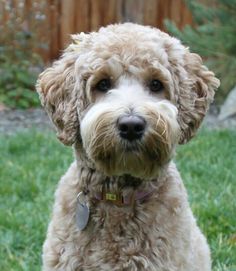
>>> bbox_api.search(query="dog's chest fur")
[78,200,190,271]
[43,162,198,271]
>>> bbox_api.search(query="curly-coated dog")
[37,23,220,271]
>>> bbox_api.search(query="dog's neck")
[74,145,167,203]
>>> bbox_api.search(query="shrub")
[0,53,41,109]
[0,1,48,109]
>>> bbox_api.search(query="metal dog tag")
[76,192,90,231]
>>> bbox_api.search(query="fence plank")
[90,0,122,31]
[143,0,159,27]
[122,0,144,23]
[74,0,91,34]
[60,0,76,47]
[181,2,193,28]
[170,0,182,27]
[48,0,61,60]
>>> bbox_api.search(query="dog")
[37,23,220,271]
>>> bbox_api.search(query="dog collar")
[93,187,154,206]
[76,185,155,230]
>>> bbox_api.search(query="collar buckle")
[102,190,124,206]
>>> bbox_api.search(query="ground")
[1,107,236,135]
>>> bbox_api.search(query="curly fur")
[36,23,220,271]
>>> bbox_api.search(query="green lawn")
[0,129,235,271]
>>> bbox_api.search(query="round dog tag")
[76,192,90,231]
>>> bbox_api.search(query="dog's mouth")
[121,140,141,152]
[90,141,166,178]
[82,122,174,178]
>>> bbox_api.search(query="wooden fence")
[0,0,192,62]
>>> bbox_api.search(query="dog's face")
[37,23,219,178]
[80,66,179,178]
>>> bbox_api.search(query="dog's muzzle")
[80,98,180,178]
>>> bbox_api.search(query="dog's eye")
[95,79,112,92]
[149,79,164,93]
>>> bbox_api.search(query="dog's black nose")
[118,115,146,141]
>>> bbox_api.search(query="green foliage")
[0,129,235,270]
[0,1,48,109]
[0,56,41,109]
[165,0,236,103]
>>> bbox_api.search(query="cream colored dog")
[37,23,219,271]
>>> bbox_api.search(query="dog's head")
[37,23,219,178]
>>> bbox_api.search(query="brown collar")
[92,186,155,206]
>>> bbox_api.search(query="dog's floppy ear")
[36,35,87,145]
[36,53,78,145]
[177,52,220,144]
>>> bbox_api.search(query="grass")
[0,129,235,271]
[176,130,236,271]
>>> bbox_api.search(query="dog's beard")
[81,102,180,179]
